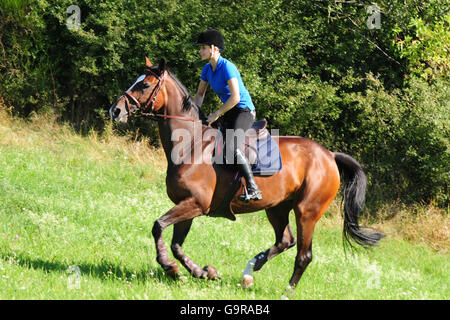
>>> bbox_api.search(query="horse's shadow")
[1,252,175,285]
[3,252,278,297]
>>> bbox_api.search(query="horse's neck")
[157,79,209,167]
[165,77,201,121]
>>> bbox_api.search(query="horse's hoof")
[241,274,254,289]
[164,261,179,278]
[280,285,294,300]
[203,265,220,280]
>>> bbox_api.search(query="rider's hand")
[207,111,220,126]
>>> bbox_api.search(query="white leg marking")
[241,258,256,289]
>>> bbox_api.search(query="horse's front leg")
[171,220,220,280]
[151,197,203,278]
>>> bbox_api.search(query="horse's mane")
[150,65,207,123]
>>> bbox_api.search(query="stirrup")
[238,185,262,203]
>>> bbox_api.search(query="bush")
[335,74,449,206]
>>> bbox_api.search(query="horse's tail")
[333,152,384,249]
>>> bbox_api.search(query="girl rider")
[194,29,262,202]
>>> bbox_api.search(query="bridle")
[122,69,201,123]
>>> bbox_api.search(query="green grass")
[0,116,448,299]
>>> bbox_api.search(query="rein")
[123,69,201,123]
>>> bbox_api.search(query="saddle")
[244,120,269,165]
[250,119,269,134]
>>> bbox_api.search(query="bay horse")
[109,57,383,295]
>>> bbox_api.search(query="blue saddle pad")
[251,134,282,176]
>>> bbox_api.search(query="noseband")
[122,69,200,123]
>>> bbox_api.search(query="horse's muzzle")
[109,104,124,122]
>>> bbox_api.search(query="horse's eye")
[138,82,150,90]
[134,82,149,91]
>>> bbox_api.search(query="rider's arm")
[195,79,208,107]
[216,78,240,117]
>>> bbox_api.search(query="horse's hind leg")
[241,201,296,288]
[152,197,203,278]
[171,220,219,279]
[255,202,296,271]
[283,156,340,298]
[287,205,316,292]
[285,197,333,297]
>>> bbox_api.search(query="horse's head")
[110,57,167,123]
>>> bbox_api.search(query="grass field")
[0,112,448,300]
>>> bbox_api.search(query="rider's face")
[199,45,212,60]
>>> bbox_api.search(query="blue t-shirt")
[201,56,255,111]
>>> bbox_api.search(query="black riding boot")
[234,149,262,202]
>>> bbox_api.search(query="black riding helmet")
[196,29,224,51]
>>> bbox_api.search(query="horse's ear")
[145,56,153,68]
[158,58,166,72]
